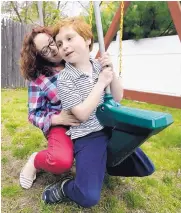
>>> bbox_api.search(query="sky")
[1,1,90,19]
[60,1,90,17]
[1,1,102,20]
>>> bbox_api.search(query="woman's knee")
[57,157,73,171]
[46,153,73,174]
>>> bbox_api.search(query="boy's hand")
[98,52,113,69]
[97,52,114,88]
[98,66,114,88]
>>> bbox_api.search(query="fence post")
[1,19,33,88]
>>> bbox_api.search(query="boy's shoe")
[42,176,73,204]
[19,152,38,189]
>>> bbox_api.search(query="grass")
[1,89,181,213]
[2,185,23,198]
[123,191,145,209]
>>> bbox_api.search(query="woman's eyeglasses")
[39,37,56,57]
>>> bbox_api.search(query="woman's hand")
[51,110,81,126]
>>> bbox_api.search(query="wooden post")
[96,1,131,58]
[167,1,181,42]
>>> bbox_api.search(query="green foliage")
[18,2,39,24]
[84,2,120,42]
[85,1,176,41]
[1,1,61,26]
[42,2,61,26]
[2,1,178,39]
[124,1,176,40]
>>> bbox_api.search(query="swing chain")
[119,1,124,74]
[89,1,93,28]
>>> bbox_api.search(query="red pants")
[34,127,73,174]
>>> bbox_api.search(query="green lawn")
[1,89,181,213]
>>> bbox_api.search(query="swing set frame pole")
[168,1,181,42]
[93,2,106,55]
[95,1,130,58]
[93,1,111,94]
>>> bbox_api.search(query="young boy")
[42,17,124,208]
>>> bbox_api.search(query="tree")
[1,1,24,21]
[123,1,177,40]
[42,1,62,26]
[83,1,177,41]
[1,1,63,26]
[37,1,44,26]
[1,1,177,40]
[9,1,23,22]
[82,2,117,42]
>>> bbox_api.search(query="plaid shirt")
[28,71,62,136]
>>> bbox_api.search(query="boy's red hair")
[53,17,94,51]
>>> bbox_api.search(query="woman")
[19,26,80,189]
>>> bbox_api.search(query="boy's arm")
[57,68,113,122]
[57,79,105,122]
[98,52,124,103]
[71,83,105,122]
[110,73,124,103]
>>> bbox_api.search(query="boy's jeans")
[63,130,109,208]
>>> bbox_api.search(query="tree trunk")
[37,1,44,26]
[10,1,22,23]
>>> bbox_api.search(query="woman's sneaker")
[42,176,73,204]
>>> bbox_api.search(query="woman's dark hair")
[20,26,64,81]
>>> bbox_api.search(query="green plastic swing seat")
[96,94,174,167]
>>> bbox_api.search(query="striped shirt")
[57,58,105,140]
